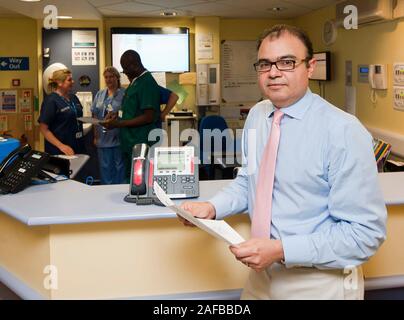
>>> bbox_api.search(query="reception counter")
[1,173,404,299]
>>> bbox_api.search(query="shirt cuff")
[209,194,232,220]
[281,234,316,268]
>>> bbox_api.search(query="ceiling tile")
[100,1,162,13]
[87,0,127,8]
[133,0,208,9]
[285,0,338,10]
[177,1,258,17]
[216,0,312,18]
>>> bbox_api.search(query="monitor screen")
[310,52,331,81]
[111,27,190,74]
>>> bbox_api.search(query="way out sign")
[0,57,29,71]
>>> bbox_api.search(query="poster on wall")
[72,30,97,48]
[19,89,32,113]
[196,33,213,60]
[72,48,97,66]
[24,114,33,131]
[0,115,8,132]
[0,90,17,113]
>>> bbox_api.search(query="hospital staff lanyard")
[103,91,114,118]
[58,94,80,131]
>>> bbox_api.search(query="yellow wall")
[220,18,290,41]
[295,6,404,135]
[0,18,38,93]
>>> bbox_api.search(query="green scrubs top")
[119,71,160,155]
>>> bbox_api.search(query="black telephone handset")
[0,144,50,194]
[130,144,148,196]
[124,143,199,206]
[125,144,162,205]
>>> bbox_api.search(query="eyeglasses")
[253,58,309,73]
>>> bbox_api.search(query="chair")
[198,115,240,179]
[373,138,392,172]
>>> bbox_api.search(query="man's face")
[120,56,137,80]
[257,33,315,108]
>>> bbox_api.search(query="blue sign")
[0,57,29,71]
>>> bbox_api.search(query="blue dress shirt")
[209,89,387,270]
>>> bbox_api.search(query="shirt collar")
[269,89,313,120]
[130,70,148,86]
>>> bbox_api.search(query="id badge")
[76,131,83,139]
[118,110,123,119]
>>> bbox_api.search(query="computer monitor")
[310,51,331,81]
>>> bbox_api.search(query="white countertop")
[378,172,404,205]
[0,179,230,226]
[0,172,403,227]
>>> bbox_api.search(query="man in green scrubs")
[103,50,160,179]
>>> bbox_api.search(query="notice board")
[221,40,262,104]
[0,88,35,144]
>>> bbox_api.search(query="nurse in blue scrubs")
[38,69,85,156]
[91,66,125,185]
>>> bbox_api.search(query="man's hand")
[101,112,119,129]
[102,118,120,129]
[104,111,118,121]
[230,239,285,273]
[178,201,216,227]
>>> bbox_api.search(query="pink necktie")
[251,109,284,238]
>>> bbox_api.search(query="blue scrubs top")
[91,88,125,148]
[157,86,172,129]
[38,92,85,155]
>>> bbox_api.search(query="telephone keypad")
[152,174,198,198]
[0,150,49,194]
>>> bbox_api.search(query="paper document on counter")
[154,182,245,245]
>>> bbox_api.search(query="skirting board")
[367,126,404,159]
[2,262,404,299]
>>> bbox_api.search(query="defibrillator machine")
[124,144,199,205]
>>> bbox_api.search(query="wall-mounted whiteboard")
[221,40,262,104]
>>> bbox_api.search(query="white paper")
[197,33,213,60]
[72,48,97,66]
[77,117,104,125]
[72,30,97,48]
[154,182,245,245]
[56,155,78,160]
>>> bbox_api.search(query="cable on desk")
[85,176,94,186]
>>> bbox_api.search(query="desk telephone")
[124,144,199,205]
[0,144,51,194]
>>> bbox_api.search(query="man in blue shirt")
[180,25,387,299]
